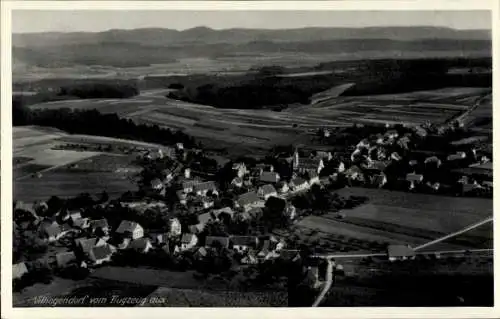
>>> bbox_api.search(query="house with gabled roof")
[167,218,182,237]
[129,238,153,253]
[296,158,324,174]
[232,162,248,178]
[193,181,218,196]
[181,180,202,194]
[68,210,82,224]
[306,171,320,185]
[276,181,289,194]
[387,244,415,261]
[231,177,243,188]
[39,222,74,242]
[205,236,230,249]
[212,207,235,221]
[259,171,280,184]
[194,247,209,260]
[235,191,261,212]
[89,219,109,235]
[231,236,259,252]
[180,233,198,251]
[75,237,107,254]
[257,184,278,200]
[116,220,144,240]
[72,217,90,230]
[89,244,115,265]
[288,177,309,192]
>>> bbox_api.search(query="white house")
[406,173,424,190]
[167,218,182,237]
[257,184,278,200]
[307,172,320,185]
[201,197,214,209]
[276,181,289,194]
[232,163,247,178]
[180,233,198,251]
[193,181,218,197]
[288,178,309,192]
[116,220,144,240]
[231,236,259,252]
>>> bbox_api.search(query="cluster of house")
[12,194,302,281]
[334,125,493,194]
[13,200,180,278]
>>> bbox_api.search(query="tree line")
[13,102,198,148]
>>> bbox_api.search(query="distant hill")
[12,26,492,68]
[13,26,491,47]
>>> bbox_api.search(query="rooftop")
[116,220,142,234]
[387,245,415,258]
[91,245,113,260]
[237,192,260,207]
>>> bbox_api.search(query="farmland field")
[14,170,137,202]
[13,126,147,202]
[294,188,492,251]
[27,86,490,154]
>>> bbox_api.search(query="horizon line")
[13,25,492,35]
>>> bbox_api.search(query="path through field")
[414,216,494,251]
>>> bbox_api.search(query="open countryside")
[12,14,493,308]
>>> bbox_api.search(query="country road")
[311,259,334,307]
[414,216,493,251]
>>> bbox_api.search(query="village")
[12,115,493,304]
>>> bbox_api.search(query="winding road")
[311,259,334,307]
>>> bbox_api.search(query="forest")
[165,57,492,109]
[13,101,198,149]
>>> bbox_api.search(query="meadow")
[294,188,492,251]
[13,126,145,202]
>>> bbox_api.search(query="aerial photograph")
[11,9,493,307]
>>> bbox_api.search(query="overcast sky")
[12,10,491,33]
